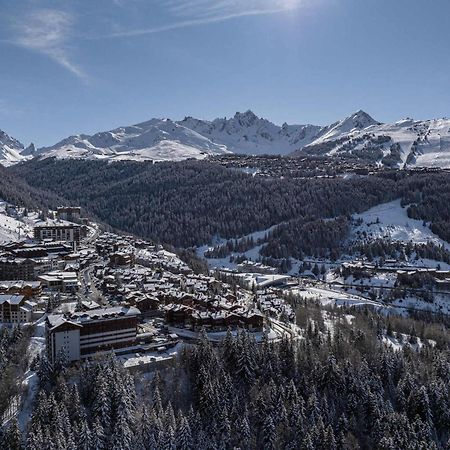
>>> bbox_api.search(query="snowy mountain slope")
[178,110,323,156]
[293,113,450,168]
[311,110,380,144]
[35,118,230,162]
[0,130,27,166]
[351,199,450,251]
[0,201,34,243]
[5,109,450,166]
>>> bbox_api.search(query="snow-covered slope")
[312,110,380,144]
[178,110,323,156]
[293,113,450,168]
[351,199,450,251]
[0,130,27,166]
[5,109,450,166]
[0,201,34,243]
[35,119,230,162]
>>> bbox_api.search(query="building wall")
[34,226,80,243]
[57,207,81,222]
[0,299,31,324]
[0,260,35,281]
[79,317,138,355]
[47,315,139,363]
[50,329,81,363]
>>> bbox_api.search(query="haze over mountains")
[2,109,450,167]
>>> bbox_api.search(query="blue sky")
[1,0,450,146]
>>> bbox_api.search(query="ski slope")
[351,199,450,250]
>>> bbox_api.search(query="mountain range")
[2,109,450,168]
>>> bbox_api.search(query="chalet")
[109,252,135,267]
[164,304,193,326]
[135,295,160,313]
[0,280,42,298]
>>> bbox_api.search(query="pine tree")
[26,422,44,450]
[323,425,337,450]
[77,418,92,450]
[176,416,193,450]
[91,417,107,450]
[236,331,255,385]
[68,384,83,425]
[262,414,277,450]
[111,413,134,450]
[301,432,315,450]
[239,409,251,449]
[3,419,23,450]
[159,426,176,450]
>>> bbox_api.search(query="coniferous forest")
[9,159,450,257]
[2,306,449,450]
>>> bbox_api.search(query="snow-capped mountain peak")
[22,143,37,156]
[233,110,259,127]
[0,129,26,166]
[0,130,23,149]
[347,109,380,128]
[316,110,380,143]
[4,109,450,168]
[178,111,323,155]
[33,118,230,162]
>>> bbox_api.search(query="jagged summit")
[233,110,259,126]
[0,129,23,151]
[3,109,450,168]
[22,143,37,156]
[0,129,26,166]
[347,109,380,128]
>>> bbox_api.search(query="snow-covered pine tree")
[3,418,23,450]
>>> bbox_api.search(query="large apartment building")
[56,207,81,222]
[38,271,79,292]
[34,219,81,244]
[0,257,36,281]
[0,294,36,324]
[46,306,141,364]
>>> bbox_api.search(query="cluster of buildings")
[39,228,279,365]
[92,233,266,332]
[0,207,90,325]
[340,261,450,293]
[210,153,386,178]
[257,289,295,321]
[1,206,296,366]
[0,294,40,324]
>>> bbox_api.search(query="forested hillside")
[9,159,393,247]
[0,165,62,212]
[10,159,450,260]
